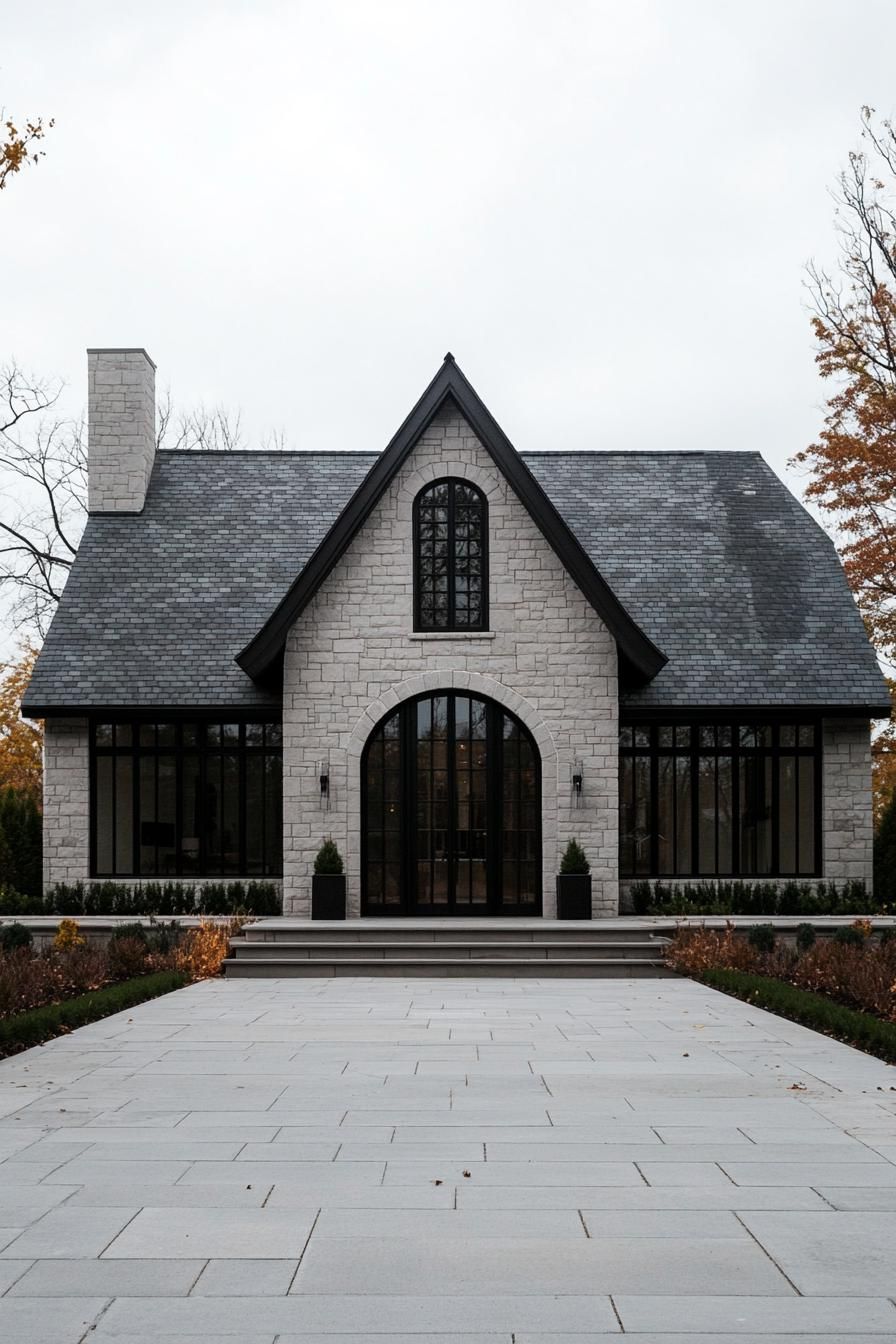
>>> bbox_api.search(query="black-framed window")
[619,720,820,878]
[413,478,488,630]
[91,719,282,877]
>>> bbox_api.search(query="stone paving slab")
[3,975,896,1340]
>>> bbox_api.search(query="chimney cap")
[87,347,156,370]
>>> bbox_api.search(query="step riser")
[225,962,675,979]
[231,947,664,962]
[241,935,663,946]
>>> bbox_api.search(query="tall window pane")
[415,479,487,631]
[96,756,114,873]
[798,756,816,873]
[778,756,797,873]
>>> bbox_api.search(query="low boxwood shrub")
[0,921,33,952]
[747,923,777,953]
[0,970,189,1059]
[795,922,817,952]
[0,880,281,918]
[701,968,896,1065]
[630,878,880,917]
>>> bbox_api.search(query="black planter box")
[312,874,346,920]
[556,873,592,920]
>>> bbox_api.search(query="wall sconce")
[571,759,584,808]
[318,759,330,810]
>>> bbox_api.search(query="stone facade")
[87,348,156,513]
[822,718,874,887]
[281,404,619,917]
[43,718,90,887]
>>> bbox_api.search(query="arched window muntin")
[361,689,541,916]
[413,477,488,631]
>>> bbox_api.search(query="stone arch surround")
[345,671,558,917]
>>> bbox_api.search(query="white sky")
[3,1,896,529]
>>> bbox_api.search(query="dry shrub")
[664,924,762,976]
[0,944,107,1015]
[791,938,896,1020]
[53,918,86,950]
[175,917,246,980]
[106,935,153,981]
[667,922,896,1023]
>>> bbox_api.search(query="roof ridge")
[522,449,765,458]
[156,448,379,458]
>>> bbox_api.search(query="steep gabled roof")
[236,355,667,685]
[22,366,890,718]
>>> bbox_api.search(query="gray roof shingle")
[24,446,888,714]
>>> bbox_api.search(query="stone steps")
[225,919,673,978]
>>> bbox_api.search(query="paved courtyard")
[1,977,896,1341]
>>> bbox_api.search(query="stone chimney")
[87,347,156,513]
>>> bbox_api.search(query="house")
[23,348,890,917]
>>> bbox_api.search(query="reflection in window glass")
[91,721,282,877]
[620,721,818,878]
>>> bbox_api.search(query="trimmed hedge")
[0,969,189,1058]
[631,878,880,917]
[700,967,896,1065]
[0,880,281,918]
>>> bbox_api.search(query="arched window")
[413,478,488,631]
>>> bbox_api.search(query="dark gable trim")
[236,354,668,687]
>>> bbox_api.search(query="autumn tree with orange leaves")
[0,646,42,805]
[0,114,52,192]
[793,108,896,820]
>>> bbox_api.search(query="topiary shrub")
[314,839,344,876]
[559,839,590,875]
[0,921,33,952]
[795,922,817,952]
[747,923,777,953]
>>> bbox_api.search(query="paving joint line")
[609,1292,625,1331]
[734,1210,803,1295]
[285,1206,321,1295]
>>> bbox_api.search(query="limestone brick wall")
[87,348,156,513]
[43,718,91,886]
[822,718,874,888]
[282,404,619,917]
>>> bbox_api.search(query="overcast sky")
[4,1,896,495]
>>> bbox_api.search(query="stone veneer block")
[87,348,156,513]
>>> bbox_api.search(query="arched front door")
[362,691,541,916]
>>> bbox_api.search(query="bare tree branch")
[0,362,254,637]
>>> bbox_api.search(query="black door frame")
[361,690,542,917]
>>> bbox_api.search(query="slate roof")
[24,445,889,715]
